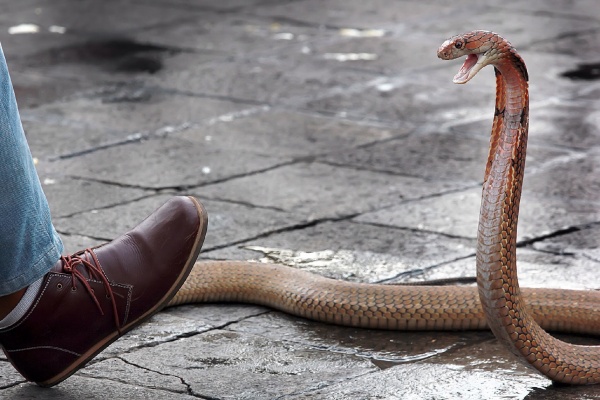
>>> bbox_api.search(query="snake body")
[169,31,600,384]
[170,261,600,338]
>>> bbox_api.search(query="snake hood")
[437,30,526,84]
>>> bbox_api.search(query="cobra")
[169,31,600,385]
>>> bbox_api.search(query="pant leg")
[0,44,63,295]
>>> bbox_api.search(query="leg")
[0,44,63,296]
[0,43,208,387]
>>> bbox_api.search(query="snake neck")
[476,56,529,356]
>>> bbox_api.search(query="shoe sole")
[37,196,208,387]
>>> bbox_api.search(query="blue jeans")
[0,44,63,295]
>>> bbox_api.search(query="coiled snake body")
[170,31,600,384]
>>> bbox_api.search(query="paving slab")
[200,162,468,220]
[42,177,148,218]
[147,50,377,105]
[356,159,600,242]
[54,135,289,189]
[118,329,376,400]
[22,92,248,138]
[205,220,475,282]
[54,195,306,251]
[177,109,401,159]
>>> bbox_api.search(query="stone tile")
[201,161,467,220]
[41,177,148,218]
[501,0,600,19]
[54,135,288,189]
[205,220,475,281]
[165,304,269,328]
[308,30,449,74]
[100,312,213,358]
[53,194,174,241]
[418,249,600,291]
[132,12,327,57]
[305,63,495,125]
[4,375,199,399]
[54,195,304,250]
[11,69,94,108]
[148,51,376,104]
[120,329,376,400]
[0,360,25,388]
[451,101,600,150]
[411,5,600,48]
[288,362,550,399]
[23,117,126,161]
[531,224,600,259]
[178,109,403,159]
[188,198,306,250]
[525,148,600,203]
[134,0,276,12]
[78,358,188,394]
[356,165,600,242]
[229,311,479,363]
[21,91,247,136]
[322,131,490,184]
[252,0,456,29]
[0,0,196,37]
[530,28,600,62]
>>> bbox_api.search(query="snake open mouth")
[454,54,480,84]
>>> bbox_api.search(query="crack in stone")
[202,214,359,253]
[54,191,159,219]
[0,380,27,390]
[377,252,476,284]
[200,195,288,213]
[64,159,299,192]
[83,356,214,399]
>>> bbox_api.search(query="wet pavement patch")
[33,38,177,74]
[561,62,600,80]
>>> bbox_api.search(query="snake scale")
[169,31,600,384]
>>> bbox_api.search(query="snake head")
[437,30,504,84]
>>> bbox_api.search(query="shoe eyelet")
[56,283,63,290]
[71,286,77,293]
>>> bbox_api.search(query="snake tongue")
[454,54,479,84]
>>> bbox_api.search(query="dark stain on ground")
[561,62,600,80]
[33,38,177,74]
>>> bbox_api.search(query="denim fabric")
[0,44,63,295]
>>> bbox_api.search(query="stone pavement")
[1,0,600,398]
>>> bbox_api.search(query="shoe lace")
[60,249,122,333]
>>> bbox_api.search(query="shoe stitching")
[8,345,81,357]
[89,248,133,327]
[0,274,56,332]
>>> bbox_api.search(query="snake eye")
[454,41,464,49]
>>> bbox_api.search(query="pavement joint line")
[52,191,161,219]
[199,195,288,213]
[0,379,26,390]
[379,253,477,284]
[438,95,566,133]
[581,253,600,266]
[115,356,198,398]
[355,220,475,242]
[78,367,201,399]
[201,218,349,253]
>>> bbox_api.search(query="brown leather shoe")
[0,196,207,387]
